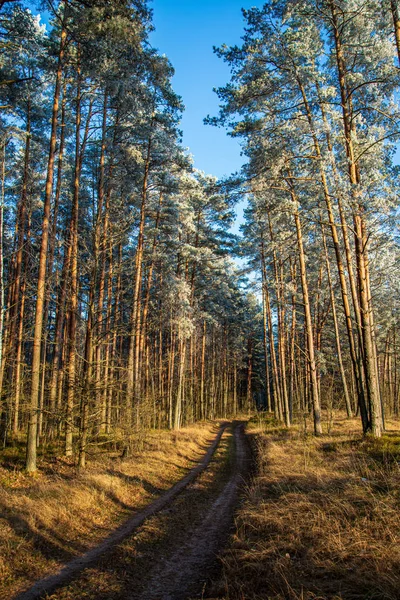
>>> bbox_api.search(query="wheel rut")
[136,422,250,600]
[14,421,250,600]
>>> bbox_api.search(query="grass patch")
[0,422,219,599]
[362,433,400,465]
[47,426,236,600]
[213,413,400,600]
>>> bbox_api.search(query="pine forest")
[1,1,400,599]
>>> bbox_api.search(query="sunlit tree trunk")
[268,214,288,424]
[174,336,185,429]
[390,0,400,64]
[290,185,322,435]
[299,76,363,420]
[329,0,382,436]
[127,134,152,416]
[262,260,282,420]
[26,20,67,472]
[65,50,84,457]
[288,258,297,422]
[322,226,352,417]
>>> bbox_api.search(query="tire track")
[14,423,229,600]
[136,422,250,600]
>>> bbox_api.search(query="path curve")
[14,423,229,600]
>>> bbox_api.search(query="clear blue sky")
[31,0,259,180]
[150,0,261,180]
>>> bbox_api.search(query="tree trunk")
[65,51,83,457]
[391,0,400,64]
[26,20,67,472]
[291,193,322,435]
[329,0,382,436]
[261,241,272,412]
[127,135,152,414]
[322,226,352,417]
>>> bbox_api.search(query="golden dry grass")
[0,422,217,598]
[46,428,236,600]
[217,413,400,600]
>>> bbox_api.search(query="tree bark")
[329,0,382,436]
[26,19,67,472]
[290,189,322,435]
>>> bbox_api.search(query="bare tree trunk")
[174,337,185,429]
[127,135,152,415]
[233,357,238,415]
[65,51,83,458]
[139,192,163,389]
[48,227,71,434]
[246,337,253,414]
[329,0,381,436]
[103,244,113,434]
[0,140,6,424]
[13,270,26,434]
[288,258,297,422]
[26,20,67,472]
[261,242,272,412]
[391,0,400,64]
[263,266,282,420]
[291,192,322,435]
[322,226,352,417]
[167,327,176,429]
[93,91,108,428]
[299,76,362,420]
[268,215,288,424]
[200,319,206,419]
[278,259,290,426]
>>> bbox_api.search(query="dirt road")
[14,421,250,600]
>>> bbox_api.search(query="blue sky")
[31,0,257,231]
[150,0,261,180]
[149,1,264,235]
[32,1,258,178]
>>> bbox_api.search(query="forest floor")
[4,413,400,600]
[0,421,233,599]
[1,420,251,600]
[207,412,400,600]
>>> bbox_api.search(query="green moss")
[364,433,400,463]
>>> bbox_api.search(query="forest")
[1,0,400,599]
[0,0,262,473]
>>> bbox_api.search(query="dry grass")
[0,422,217,598]
[47,428,236,599]
[216,413,400,600]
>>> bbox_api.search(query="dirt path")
[14,423,230,600]
[14,421,250,600]
[136,422,250,600]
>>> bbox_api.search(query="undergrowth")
[216,413,400,600]
[0,422,217,598]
